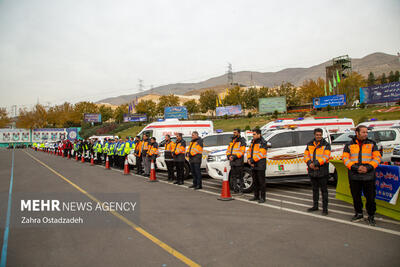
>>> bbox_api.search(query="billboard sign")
[360,82,400,104]
[259,97,287,113]
[123,114,147,122]
[84,113,102,123]
[216,105,242,116]
[164,106,188,119]
[313,94,346,108]
[0,129,31,143]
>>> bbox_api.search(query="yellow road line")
[24,151,201,267]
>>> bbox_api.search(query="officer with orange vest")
[187,131,203,190]
[133,136,142,174]
[164,135,176,182]
[145,137,159,177]
[247,129,268,203]
[173,133,186,185]
[342,125,381,226]
[303,128,331,215]
[226,128,247,193]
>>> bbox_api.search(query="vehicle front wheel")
[242,167,254,193]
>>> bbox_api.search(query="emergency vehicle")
[206,127,335,193]
[127,119,213,168]
[261,117,354,140]
[357,120,400,128]
[137,119,213,141]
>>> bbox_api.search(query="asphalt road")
[1,148,400,267]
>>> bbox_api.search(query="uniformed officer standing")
[173,133,186,185]
[134,136,143,174]
[303,128,331,215]
[247,129,267,203]
[141,134,150,176]
[164,135,176,182]
[187,131,203,190]
[226,129,246,193]
[342,125,381,226]
[146,137,159,177]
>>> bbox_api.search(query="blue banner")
[360,81,400,104]
[84,113,102,123]
[123,114,147,122]
[216,105,242,116]
[375,165,400,204]
[313,94,346,108]
[164,106,188,119]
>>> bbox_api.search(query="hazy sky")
[0,0,399,112]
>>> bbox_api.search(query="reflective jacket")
[117,142,125,156]
[226,136,246,166]
[173,139,186,162]
[247,137,267,170]
[124,142,131,155]
[108,143,115,155]
[147,142,159,160]
[304,138,331,178]
[187,138,203,164]
[342,137,381,181]
[164,140,176,161]
[140,140,150,157]
[103,142,109,154]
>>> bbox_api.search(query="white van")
[358,120,400,128]
[127,119,213,168]
[206,127,335,193]
[137,119,213,142]
[261,117,354,135]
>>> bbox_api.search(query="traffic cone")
[75,153,78,161]
[81,153,85,163]
[124,157,130,175]
[90,154,94,166]
[149,159,158,182]
[105,155,110,169]
[62,151,65,158]
[218,167,233,201]
[67,152,70,159]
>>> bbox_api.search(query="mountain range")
[97,52,400,105]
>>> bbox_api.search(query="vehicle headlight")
[394,148,400,156]
[215,155,228,162]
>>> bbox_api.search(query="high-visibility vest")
[173,141,186,155]
[124,142,131,155]
[226,138,246,159]
[247,140,267,162]
[342,138,381,169]
[304,140,331,166]
[165,140,176,160]
[117,142,125,156]
[148,143,159,156]
[187,140,203,156]
[108,144,115,155]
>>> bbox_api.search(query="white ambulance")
[358,120,400,128]
[261,117,355,141]
[206,127,335,193]
[127,119,213,167]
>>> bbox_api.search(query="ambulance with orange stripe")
[206,126,338,193]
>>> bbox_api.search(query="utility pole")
[227,63,233,87]
[138,79,144,92]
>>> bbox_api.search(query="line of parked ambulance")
[95,117,400,193]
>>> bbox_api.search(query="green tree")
[134,100,157,119]
[243,87,259,109]
[395,71,400,82]
[367,72,375,86]
[199,89,217,113]
[0,108,10,128]
[276,82,299,107]
[99,105,114,122]
[258,87,276,98]
[184,99,199,114]
[156,94,180,115]
[299,78,325,104]
[380,73,387,84]
[337,71,366,104]
[224,86,244,106]
[17,104,48,128]
[113,104,129,123]
[388,71,396,82]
